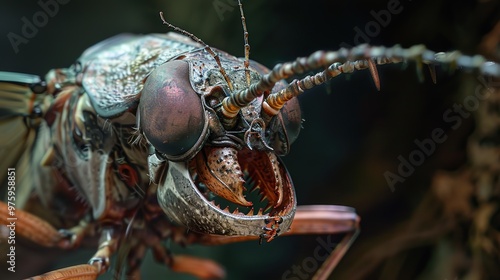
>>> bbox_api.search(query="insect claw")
[58,229,77,247]
[88,257,108,275]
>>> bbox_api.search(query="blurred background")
[1,0,499,279]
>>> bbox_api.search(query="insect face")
[140,49,301,238]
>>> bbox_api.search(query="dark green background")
[1,0,499,279]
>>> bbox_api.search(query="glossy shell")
[139,60,206,159]
[80,33,199,117]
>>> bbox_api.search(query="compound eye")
[139,60,206,160]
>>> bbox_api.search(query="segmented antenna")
[159,12,234,91]
[262,60,374,118]
[238,0,251,86]
[220,50,341,118]
[261,45,500,119]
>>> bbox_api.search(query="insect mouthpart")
[156,145,296,237]
[189,146,288,216]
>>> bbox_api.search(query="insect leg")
[150,242,226,280]
[0,201,72,248]
[27,264,99,280]
[185,205,358,279]
[280,205,360,280]
[87,228,119,275]
[0,201,100,279]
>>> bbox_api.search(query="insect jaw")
[155,148,296,237]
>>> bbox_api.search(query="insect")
[1,1,499,280]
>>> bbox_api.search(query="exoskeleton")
[1,2,499,280]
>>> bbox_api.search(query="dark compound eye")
[139,60,207,161]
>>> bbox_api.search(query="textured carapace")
[2,1,500,279]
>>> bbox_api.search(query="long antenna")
[260,45,500,120]
[159,12,234,91]
[238,0,251,86]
